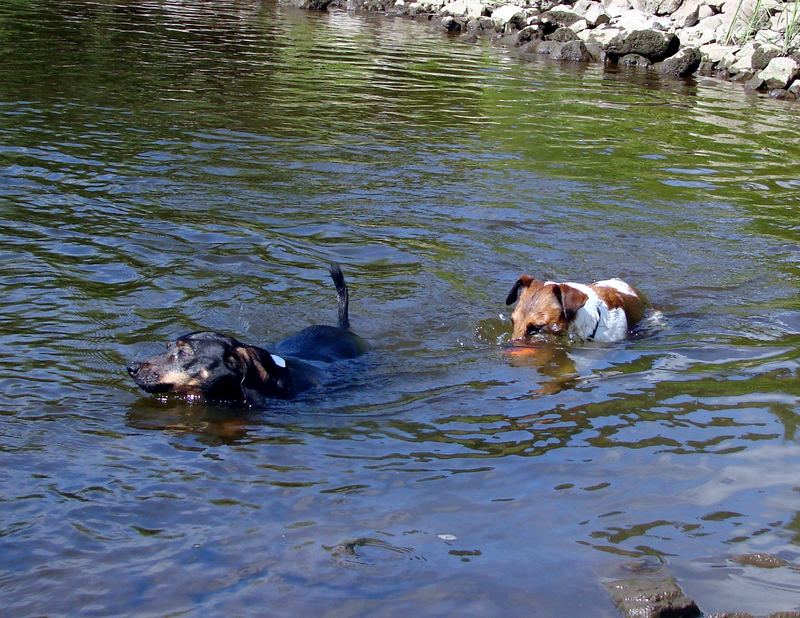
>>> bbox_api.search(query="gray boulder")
[671,0,701,26]
[649,0,683,15]
[757,56,800,89]
[535,40,567,54]
[657,46,702,75]
[751,43,782,71]
[547,26,580,40]
[541,8,584,27]
[553,39,593,61]
[606,29,681,61]
[491,4,527,30]
[441,0,486,18]
[744,75,766,89]
[584,2,611,26]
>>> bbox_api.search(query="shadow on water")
[1,0,800,616]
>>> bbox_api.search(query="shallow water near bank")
[1,1,800,615]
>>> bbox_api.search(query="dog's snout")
[127,362,140,377]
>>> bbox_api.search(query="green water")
[1,1,800,615]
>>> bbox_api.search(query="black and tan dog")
[127,264,368,407]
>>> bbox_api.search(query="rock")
[605,576,702,618]
[681,15,723,46]
[570,18,589,32]
[671,0,701,26]
[720,0,781,17]
[541,7,584,27]
[467,15,496,31]
[535,40,567,54]
[619,52,653,65]
[578,24,623,45]
[719,0,772,42]
[653,0,683,15]
[754,28,782,45]
[726,41,757,73]
[657,45,702,74]
[516,24,545,44]
[553,39,593,60]
[672,0,700,28]
[757,56,800,88]
[441,15,467,30]
[603,0,634,17]
[606,29,681,61]
[584,2,612,25]
[697,3,714,18]
[440,0,486,19]
[700,42,740,64]
[613,8,658,29]
[744,74,766,89]
[789,79,800,97]
[731,553,790,568]
[288,0,336,9]
[491,4,527,30]
[751,43,782,70]
[584,41,605,58]
[547,26,580,40]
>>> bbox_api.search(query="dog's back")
[274,263,369,363]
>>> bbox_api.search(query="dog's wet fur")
[127,264,368,407]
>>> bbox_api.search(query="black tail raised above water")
[329,262,350,330]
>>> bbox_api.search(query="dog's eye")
[525,324,541,336]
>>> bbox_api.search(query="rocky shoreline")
[290,0,800,100]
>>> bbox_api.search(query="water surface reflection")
[1,0,800,616]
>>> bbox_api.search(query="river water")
[2,1,800,615]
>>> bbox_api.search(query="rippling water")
[2,1,800,615]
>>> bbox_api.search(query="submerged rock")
[605,575,702,618]
[731,552,790,569]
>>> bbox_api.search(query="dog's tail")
[329,263,350,330]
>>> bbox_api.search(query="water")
[1,1,800,615]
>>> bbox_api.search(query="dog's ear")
[553,284,589,322]
[506,275,537,305]
[227,345,279,406]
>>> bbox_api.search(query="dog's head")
[505,276,589,340]
[127,331,287,405]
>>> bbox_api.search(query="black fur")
[127,264,368,407]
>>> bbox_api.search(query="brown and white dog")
[505,276,644,342]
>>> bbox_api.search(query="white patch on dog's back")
[270,354,286,368]
[564,282,629,342]
[594,278,637,297]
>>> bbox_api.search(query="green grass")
[723,0,766,45]
[781,1,800,52]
